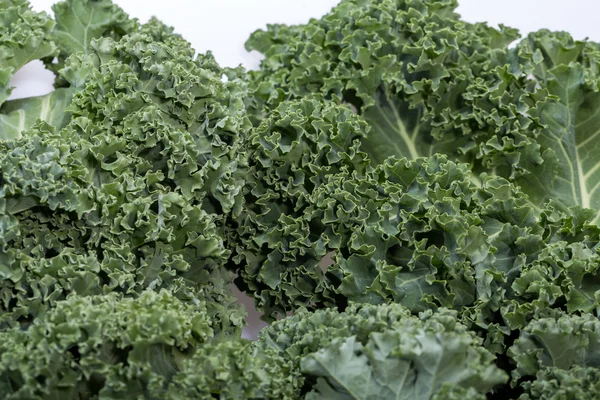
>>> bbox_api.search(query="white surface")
[457,0,600,43]
[11,0,600,338]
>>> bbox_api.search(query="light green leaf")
[361,88,469,163]
[519,366,600,400]
[301,323,507,400]
[52,0,135,57]
[518,64,600,218]
[0,88,72,140]
[509,311,600,381]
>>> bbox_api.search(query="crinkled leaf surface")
[168,339,299,400]
[519,366,600,400]
[0,0,57,106]
[509,310,600,384]
[0,28,249,328]
[245,0,543,178]
[0,289,229,399]
[256,303,506,399]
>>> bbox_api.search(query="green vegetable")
[0,289,235,398]
[0,0,57,107]
[257,303,507,399]
[229,97,369,318]
[245,0,537,171]
[519,366,600,400]
[167,339,299,400]
[2,0,600,398]
[0,21,249,328]
[513,31,600,219]
[246,0,600,221]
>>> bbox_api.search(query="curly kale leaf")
[229,97,370,319]
[52,0,137,56]
[0,30,249,327]
[47,0,138,84]
[509,311,600,382]
[0,289,240,399]
[245,0,542,176]
[0,0,57,107]
[233,146,545,322]
[326,158,600,332]
[236,136,600,363]
[245,0,600,221]
[167,339,300,400]
[518,366,600,400]
[256,303,507,399]
[0,0,176,140]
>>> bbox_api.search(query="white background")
[13,0,600,338]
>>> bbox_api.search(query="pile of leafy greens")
[1,0,600,398]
